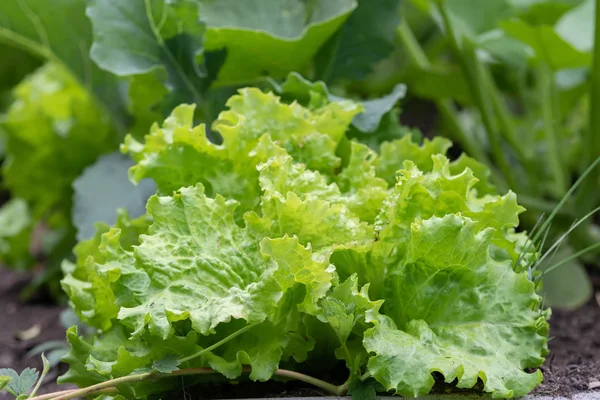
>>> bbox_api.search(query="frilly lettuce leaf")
[102,184,283,339]
[314,275,382,373]
[364,215,548,398]
[335,141,388,222]
[373,154,531,275]
[61,85,547,398]
[61,210,152,331]
[122,88,361,216]
[251,143,373,251]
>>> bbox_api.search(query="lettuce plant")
[57,89,548,399]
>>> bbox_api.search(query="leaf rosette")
[61,87,548,398]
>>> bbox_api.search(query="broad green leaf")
[554,0,594,52]
[200,0,356,85]
[539,246,593,309]
[72,152,156,241]
[402,65,472,105]
[445,0,516,40]
[515,0,584,25]
[421,0,516,44]
[337,84,406,133]
[500,19,591,69]
[314,0,402,82]
[345,108,412,151]
[348,378,385,400]
[153,354,180,373]
[0,0,122,111]
[365,215,548,398]
[2,63,116,227]
[477,32,531,69]
[87,0,206,113]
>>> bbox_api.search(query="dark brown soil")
[533,279,600,396]
[1,267,599,399]
[0,269,75,400]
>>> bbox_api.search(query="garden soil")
[0,267,599,399]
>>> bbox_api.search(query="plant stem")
[539,64,568,196]
[435,3,519,190]
[482,66,538,188]
[575,0,600,212]
[29,387,118,400]
[49,372,155,400]
[274,369,348,396]
[466,41,520,190]
[178,323,257,364]
[396,20,492,167]
[30,367,348,400]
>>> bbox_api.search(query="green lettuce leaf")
[251,143,373,251]
[123,88,361,214]
[376,135,452,185]
[314,275,382,373]
[61,210,152,331]
[364,215,548,398]
[99,184,282,338]
[335,141,389,222]
[373,154,530,272]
